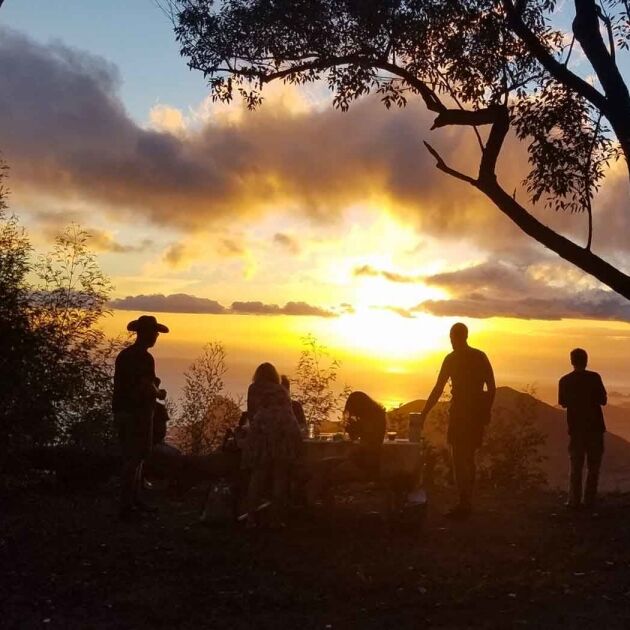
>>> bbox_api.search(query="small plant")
[292,334,351,432]
[173,342,241,455]
[478,387,547,490]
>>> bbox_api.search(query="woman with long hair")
[343,391,387,479]
[242,362,302,527]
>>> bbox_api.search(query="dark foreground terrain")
[2,478,630,629]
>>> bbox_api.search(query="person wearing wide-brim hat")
[113,315,169,520]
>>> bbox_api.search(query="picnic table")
[186,437,428,524]
[304,437,426,498]
[304,438,423,475]
[302,438,428,522]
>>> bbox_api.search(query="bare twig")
[423,142,477,185]
[584,111,603,250]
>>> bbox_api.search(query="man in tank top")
[419,323,495,519]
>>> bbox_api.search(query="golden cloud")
[2,26,627,291]
[0,28,518,249]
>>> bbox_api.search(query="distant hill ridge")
[389,386,630,491]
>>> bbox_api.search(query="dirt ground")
[2,477,630,629]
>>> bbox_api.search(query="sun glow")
[329,308,453,360]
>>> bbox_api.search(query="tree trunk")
[476,178,630,300]
[573,0,630,167]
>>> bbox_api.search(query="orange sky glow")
[103,309,630,412]
[1,18,629,414]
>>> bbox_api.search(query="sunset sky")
[2,1,630,410]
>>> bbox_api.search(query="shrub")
[421,387,547,491]
[478,388,547,490]
[172,342,241,455]
[292,334,351,432]
[0,166,119,455]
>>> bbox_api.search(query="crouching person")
[308,391,386,506]
[112,315,169,521]
[559,348,607,510]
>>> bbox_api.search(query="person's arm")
[483,354,496,406]
[346,415,360,440]
[141,355,160,401]
[247,384,257,418]
[558,377,567,408]
[596,373,607,407]
[154,376,167,400]
[421,357,450,418]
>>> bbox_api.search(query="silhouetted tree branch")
[171,0,630,300]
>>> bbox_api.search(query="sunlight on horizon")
[102,309,630,411]
[328,309,459,359]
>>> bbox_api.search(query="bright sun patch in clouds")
[330,310,455,360]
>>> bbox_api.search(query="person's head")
[570,348,588,370]
[252,362,280,385]
[449,322,468,350]
[280,374,291,392]
[344,391,382,419]
[127,315,169,348]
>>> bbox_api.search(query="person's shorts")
[447,415,484,449]
[115,411,153,460]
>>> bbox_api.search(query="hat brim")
[127,320,169,333]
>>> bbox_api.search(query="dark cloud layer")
[423,261,536,298]
[0,27,522,248]
[231,300,335,317]
[2,26,626,266]
[3,27,629,325]
[354,264,423,284]
[356,260,630,322]
[273,233,300,254]
[415,293,630,322]
[86,229,152,254]
[109,294,336,317]
[417,262,630,322]
[3,26,624,266]
[109,293,227,314]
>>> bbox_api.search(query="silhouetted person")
[419,323,495,519]
[112,315,168,520]
[559,348,607,509]
[152,378,169,444]
[242,363,302,527]
[281,374,307,434]
[343,391,387,479]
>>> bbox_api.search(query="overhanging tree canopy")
[169,0,630,299]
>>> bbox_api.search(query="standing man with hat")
[113,315,169,520]
[418,323,495,519]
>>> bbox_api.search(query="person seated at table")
[241,362,303,527]
[308,391,386,504]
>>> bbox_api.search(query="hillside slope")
[391,387,630,490]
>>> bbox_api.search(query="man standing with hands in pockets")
[419,323,495,519]
[559,348,607,510]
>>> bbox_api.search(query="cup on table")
[386,431,397,442]
[408,412,424,443]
